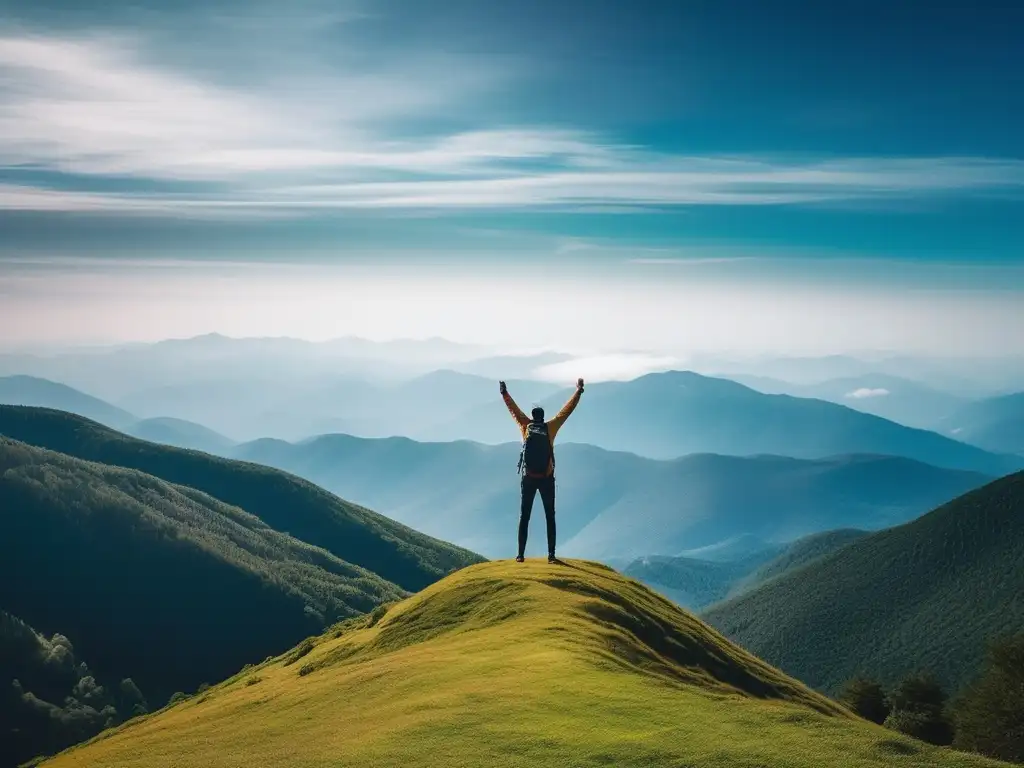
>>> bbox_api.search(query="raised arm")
[547,378,584,437]
[500,381,530,429]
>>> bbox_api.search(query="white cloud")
[1,32,1024,215]
[845,387,891,399]
[532,354,682,383]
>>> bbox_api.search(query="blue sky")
[1,0,1023,355]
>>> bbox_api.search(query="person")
[500,378,584,564]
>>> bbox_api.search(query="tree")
[838,676,889,724]
[883,671,954,746]
[953,634,1024,763]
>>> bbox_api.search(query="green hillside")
[40,561,1004,768]
[0,406,483,592]
[234,433,991,561]
[728,529,870,597]
[0,438,406,699]
[703,471,1024,695]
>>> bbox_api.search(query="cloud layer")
[2,31,1024,216]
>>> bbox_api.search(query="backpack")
[518,422,553,477]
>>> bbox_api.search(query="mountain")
[232,433,990,561]
[35,561,1004,768]
[725,373,966,430]
[125,417,236,453]
[0,376,136,430]
[523,371,1022,474]
[115,369,560,443]
[0,436,418,768]
[703,471,1024,696]
[626,529,868,610]
[0,406,483,593]
[938,392,1024,456]
[704,353,1024,398]
[0,335,493,401]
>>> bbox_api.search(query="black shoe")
[515,555,524,563]
[548,554,557,564]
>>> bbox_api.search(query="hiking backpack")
[518,422,553,477]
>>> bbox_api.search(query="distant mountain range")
[703,470,1024,695]
[0,375,136,431]
[625,529,869,610]
[519,371,1022,474]
[127,416,237,454]
[3,370,1022,475]
[725,373,966,430]
[0,375,237,450]
[232,433,992,561]
[937,392,1024,456]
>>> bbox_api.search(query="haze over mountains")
[233,435,991,560]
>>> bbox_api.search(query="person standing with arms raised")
[499,378,584,564]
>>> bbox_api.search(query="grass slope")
[0,376,135,430]
[41,561,1004,768]
[703,471,1024,695]
[0,437,406,706]
[234,434,990,560]
[0,406,483,592]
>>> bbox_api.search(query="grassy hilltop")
[43,561,1005,768]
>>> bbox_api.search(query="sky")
[1,0,1023,358]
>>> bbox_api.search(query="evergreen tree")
[883,671,954,746]
[838,677,889,724]
[954,634,1024,763]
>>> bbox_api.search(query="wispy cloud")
[629,256,757,265]
[2,31,1024,216]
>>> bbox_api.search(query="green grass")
[42,561,1006,768]
[704,471,1024,695]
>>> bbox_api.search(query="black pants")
[519,474,556,557]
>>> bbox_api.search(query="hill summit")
[42,561,1002,768]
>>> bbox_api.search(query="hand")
[577,378,584,392]
[499,380,507,395]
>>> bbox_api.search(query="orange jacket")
[502,388,582,477]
